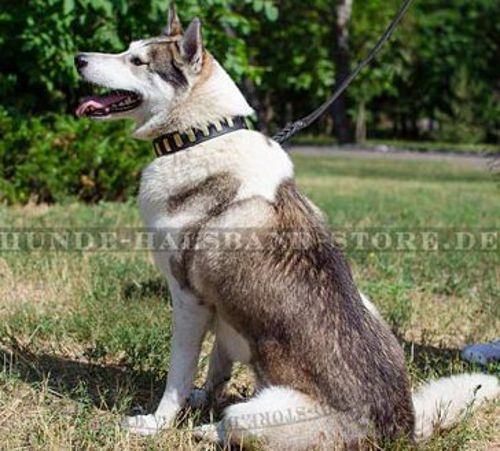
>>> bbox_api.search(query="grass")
[365,139,500,155]
[0,153,499,449]
[292,135,500,154]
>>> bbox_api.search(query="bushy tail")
[195,375,499,447]
[413,373,499,441]
[194,386,339,450]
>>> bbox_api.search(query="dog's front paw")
[122,414,166,436]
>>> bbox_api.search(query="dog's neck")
[133,58,254,140]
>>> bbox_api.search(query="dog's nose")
[74,54,88,71]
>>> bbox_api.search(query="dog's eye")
[131,57,146,66]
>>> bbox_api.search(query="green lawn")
[292,136,500,155]
[0,154,498,449]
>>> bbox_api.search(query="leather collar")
[152,116,254,157]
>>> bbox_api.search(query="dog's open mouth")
[76,90,142,118]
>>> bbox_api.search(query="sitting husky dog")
[75,3,499,449]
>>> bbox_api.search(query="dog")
[74,3,499,449]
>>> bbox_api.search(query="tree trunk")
[355,101,367,143]
[331,0,354,144]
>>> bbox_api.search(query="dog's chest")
[139,131,293,235]
[137,132,294,286]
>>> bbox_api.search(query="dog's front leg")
[123,295,213,435]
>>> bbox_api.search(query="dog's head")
[75,2,205,132]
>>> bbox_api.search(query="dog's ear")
[164,1,183,36]
[179,18,203,73]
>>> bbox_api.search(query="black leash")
[273,0,415,145]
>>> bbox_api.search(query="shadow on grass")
[402,340,465,375]
[1,336,470,417]
[122,278,170,303]
[0,340,164,413]
[0,338,244,429]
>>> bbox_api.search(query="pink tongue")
[76,92,129,117]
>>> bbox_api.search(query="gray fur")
[172,178,415,447]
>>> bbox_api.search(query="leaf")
[63,0,75,15]
[89,0,113,16]
[253,0,264,13]
[114,0,129,15]
[264,3,279,22]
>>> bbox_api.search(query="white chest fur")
[138,130,293,231]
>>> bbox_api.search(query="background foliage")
[0,108,150,203]
[0,0,499,203]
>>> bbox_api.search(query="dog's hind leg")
[194,386,343,450]
[190,317,250,409]
[189,337,233,409]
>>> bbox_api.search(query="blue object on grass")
[461,340,500,366]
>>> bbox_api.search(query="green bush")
[0,108,151,204]
[2,0,499,148]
